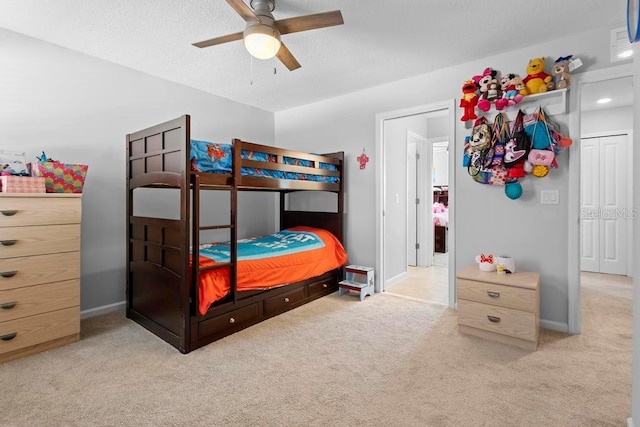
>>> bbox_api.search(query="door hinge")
[416,198,420,205]
[415,243,420,249]
[416,153,421,160]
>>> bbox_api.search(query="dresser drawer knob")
[229,317,235,324]
[0,210,18,217]
[284,297,290,303]
[487,315,501,323]
[0,271,17,278]
[322,283,328,288]
[486,291,500,298]
[0,301,17,310]
[0,240,17,247]
[0,332,17,341]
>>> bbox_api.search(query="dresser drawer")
[198,303,260,339]
[308,280,334,297]
[457,279,537,312]
[0,307,80,356]
[457,299,537,342]
[0,197,81,227]
[0,280,79,322]
[0,224,80,259]
[264,286,305,317]
[0,252,80,291]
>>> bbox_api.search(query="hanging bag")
[524,107,555,149]
[503,110,530,168]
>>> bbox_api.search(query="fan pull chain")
[250,55,253,86]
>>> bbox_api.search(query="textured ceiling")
[0,0,627,112]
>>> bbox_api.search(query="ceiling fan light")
[243,23,281,59]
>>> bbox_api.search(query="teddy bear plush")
[523,57,553,94]
[459,80,478,122]
[551,55,573,90]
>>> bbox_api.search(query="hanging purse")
[504,110,530,168]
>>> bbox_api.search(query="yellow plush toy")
[523,57,553,95]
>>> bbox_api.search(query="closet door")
[580,135,628,275]
[580,138,599,273]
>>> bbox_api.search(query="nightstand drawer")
[0,224,80,259]
[0,280,79,322]
[458,279,536,312]
[0,252,80,291]
[0,307,80,356]
[0,197,81,226]
[458,299,536,342]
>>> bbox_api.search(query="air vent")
[611,27,633,63]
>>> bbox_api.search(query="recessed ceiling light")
[618,49,634,58]
[597,98,612,104]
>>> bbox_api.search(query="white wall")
[0,29,275,312]
[275,25,622,328]
[581,105,633,135]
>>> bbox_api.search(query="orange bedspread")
[196,226,347,315]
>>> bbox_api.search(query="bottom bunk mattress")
[194,226,348,315]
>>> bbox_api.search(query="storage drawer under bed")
[198,303,260,340]
[263,286,306,317]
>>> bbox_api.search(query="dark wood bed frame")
[126,115,344,353]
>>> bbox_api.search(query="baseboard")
[80,301,125,319]
[540,319,569,333]
[384,271,408,289]
[628,417,634,427]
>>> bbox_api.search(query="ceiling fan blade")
[226,0,260,23]
[274,10,343,35]
[192,32,244,48]
[276,43,301,71]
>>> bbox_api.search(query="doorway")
[375,101,456,308]
[569,66,634,334]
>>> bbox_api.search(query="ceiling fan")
[192,0,344,71]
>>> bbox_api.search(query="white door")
[580,134,628,275]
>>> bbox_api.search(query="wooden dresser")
[0,194,82,363]
[456,265,540,350]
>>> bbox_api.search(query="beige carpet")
[386,265,449,305]
[0,273,631,426]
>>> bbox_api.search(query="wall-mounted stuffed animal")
[552,55,573,90]
[474,68,502,112]
[523,57,553,94]
[459,80,478,122]
[498,73,524,108]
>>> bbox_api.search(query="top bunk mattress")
[190,140,340,183]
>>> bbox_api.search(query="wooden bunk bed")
[126,115,345,354]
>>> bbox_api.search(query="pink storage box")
[0,176,46,193]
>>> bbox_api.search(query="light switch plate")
[541,189,559,205]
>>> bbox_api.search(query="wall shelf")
[466,88,569,126]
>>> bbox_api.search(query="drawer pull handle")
[0,210,17,217]
[0,271,17,278]
[229,317,235,324]
[284,297,290,303]
[486,291,500,298]
[487,315,501,323]
[322,283,328,288]
[0,332,17,341]
[0,302,17,310]
[0,240,17,247]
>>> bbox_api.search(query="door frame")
[406,130,432,268]
[567,63,633,334]
[375,99,456,308]
[580,130,634,276]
